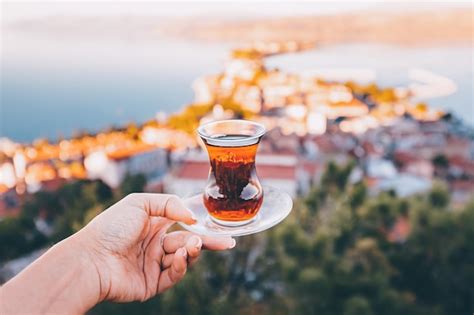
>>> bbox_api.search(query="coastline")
[1,9,473,142]
[159,8,472,47]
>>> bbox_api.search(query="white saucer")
[178,186,293,237]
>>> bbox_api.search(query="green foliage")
[1,164,472,315]
[373,88,397,103]
[218,97,254,119]
[345,81,398,103]
[120,173,147,196]
[432,154,449,169]
[99,162,474,315]
[49,180,110,241]
[0,216,45,261]
[391,201,474,315]
[125,122,140,140]
[231,49,263,60]
[321,161,354,192]
[349,182,367,209]
[428,184,450,208]
[343,296,373,315]
[167,103,213,134]
[0,178,122,262]
[166,101,254,135]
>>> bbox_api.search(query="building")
[0,162,16,189]
[85,146,169,188]
[233,85,263,113]
[140,126,195,150]
[262,85,296,109]
[192,76,218,104]
[224,58,263,81]
[376,173,432,197]
[325,99,369,119]
[387,216,411,243]
[450,180,474,207]
[448,156,474,179]
[366,158,398,179]
[443,136,472,159]
[394,151,434,179]
[165,150,301,199]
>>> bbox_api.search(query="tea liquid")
[203,134,263,222]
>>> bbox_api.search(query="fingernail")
[177,247,187,258]
[228,238,236,249]
[190,236,202,249]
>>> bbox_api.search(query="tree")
[343,296,373,315]
[0,179,116,263]
[0,216,45,262]
[120,174,147,196]
[428,184,450,208]
[432,154,449,169]
[390,201,474,315]
[4,164,473,315]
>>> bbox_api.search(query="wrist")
[72,228,111,304]
[0,232,104,315]
[52,233,105,313]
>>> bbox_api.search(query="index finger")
[162,231,236,253]
[124,193,197,225]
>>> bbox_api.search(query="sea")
[1,31,472,143]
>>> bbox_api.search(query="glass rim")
[197,119,266,146]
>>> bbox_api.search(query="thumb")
[124,193,197,225]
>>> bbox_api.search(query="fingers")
[142,217,174,252]
[161,235,202,269]
[185,235,203,258]
[162,231,236,254]
[162,253,200,269]
[161,253,174,269]
[199,235,236,251]
[157,247,187,293]
[125,193,197,225]
[144,230,164,298]
[157,232,236,293]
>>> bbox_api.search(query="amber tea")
[198,121,266,226]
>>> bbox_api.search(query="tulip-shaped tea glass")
[199,119,265,226]
[179,119,293,236]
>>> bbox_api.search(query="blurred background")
[0,1,473,314]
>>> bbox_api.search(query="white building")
[192,76,218,104]
[366,158,398,179]
[85,147,168,188]
[233,85,262,113]
[0,162,16,189]
[224,58,262,81]
[377,174,432,197]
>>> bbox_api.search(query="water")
[267,44,473,124]
[1,33,472,142]
[1,31,232,142]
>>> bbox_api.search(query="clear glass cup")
[198,119,266,226]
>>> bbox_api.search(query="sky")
[2,1,471,23]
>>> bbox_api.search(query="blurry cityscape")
[0,2,473,315]
[2,41,473,211]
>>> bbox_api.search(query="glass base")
[178,186,293,237]
[209,213,259,227]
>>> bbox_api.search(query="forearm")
[0,233,101,315]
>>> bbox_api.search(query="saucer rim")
[177,185,293,237]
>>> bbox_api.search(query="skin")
[0,193,235,315]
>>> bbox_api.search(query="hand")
[77,193,236,302]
